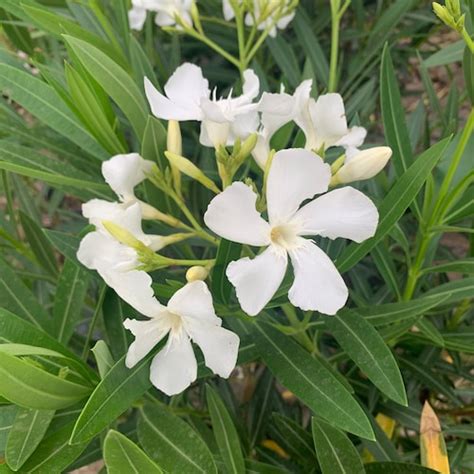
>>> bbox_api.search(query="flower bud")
[186,265,209,282]
[234,132,258,165]
[332,147,392,184]
[167,120,182,156]
[102,220,144,250]
[165,151,221,194]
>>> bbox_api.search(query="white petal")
[167,281,219,324]
[187,322,239,378]
[128,5,147,30]
[266,148,331,224]
[150,335,197,395]
[164,63,210,117]
[124,318,168,367]
[242,69,260,101]
[288,241,347,315]
[222,0,236,20]
[226,246,287,316]
[154,11,175,27]
[145,63,209,121]
[82,199,126,229]
[252,133,271,169]
[230,109,260,142]
[295,187,379,242]
[336,126,367,150]
[277,11,295,29]
[102,153,153,202]
[309,93,348,149]
[258,90,296,138]
[204,182,271,246]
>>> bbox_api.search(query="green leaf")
[311,417,364,474]
[266,36,300,88]
[206,385,245,474]
[0,406,17,455]
[415,318,444,347]
[5,407,55,471]
[0,64,107,160]
[64,63,126,155]
[422,258,474,275]
[324,309,407,405]
[70,353,156,444]
[102,289,130,360]
[0,351,92,410]
[252,322,374,439]
[138,404,217,474]
[424,277,474,304]
[0,308,95,379]
[293,9,328,87]
[364,462,438,473]
[104,430,163,473]
[44,230,86,269]
[380,44,413,176]
[64,35,149,139]
[441,329,474,353]
[336,138,450,272]
[91,341,114,378]
[19,421,88,473]
[356,293,450,326]
[52,259,90,344]
[18,210,58,277]
[212,239,242,304]
[425,41,464,67]
[0,258,51,330]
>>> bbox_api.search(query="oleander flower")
[204,148,378,316]
[223,0,296,38]
[77,202,165,315]
[128,0,192,31]
[124,281,240,395]
[145,63,260,147]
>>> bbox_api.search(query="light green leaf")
[0,64,107,160]
[252,322,374,439]
[206,385,245,474]
[5,407,55,471]
[324,309,407,405]
[311,417,364,474]
[91,341,114,379]
[0,351,92,410]
[64,35,149,139]
[425,41,464,67]
[138,404,217,474]
[104,430,163,473]
[70,352,157,444]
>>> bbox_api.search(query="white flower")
[101,153,158,219]
[334,146,393,184]
[293,86,367,155]
[204,148,378,316]
[124,281,240,395]
[145,63,260,148]
[223,1,295,37]
[128,0,192,31]
[77,203,165,316]
[252,82,308,168]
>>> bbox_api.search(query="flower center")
[270,223,300,250]
[161,311,183,337]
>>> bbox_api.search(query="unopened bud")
[102,220,144,250]
[186,265,209,282]
[167,120,182,156]
[234,133,258,164]
[332,146,392,184]
[165,151,221,194]
[191,1,203,34]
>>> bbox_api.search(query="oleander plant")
[0,1,473,473]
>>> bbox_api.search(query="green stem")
[234,6,246,76]
[461,28,474,54]
[82,284,107,360]
[328,3,341,92]
[402,108,474,300]
[282,304,314,352]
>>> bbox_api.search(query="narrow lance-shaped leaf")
[252,321,374,440]
[5,407,55,471]
[0,64,107,160]
[324,309,407,406]
[64,35,149,139]
[311,417,364,474]
[206,385,245,474]
[104,430,163,473]
[138,404,217,474]
[212,239,242,304]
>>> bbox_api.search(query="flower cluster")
[128,0,193,31]
[77,62,391,396]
